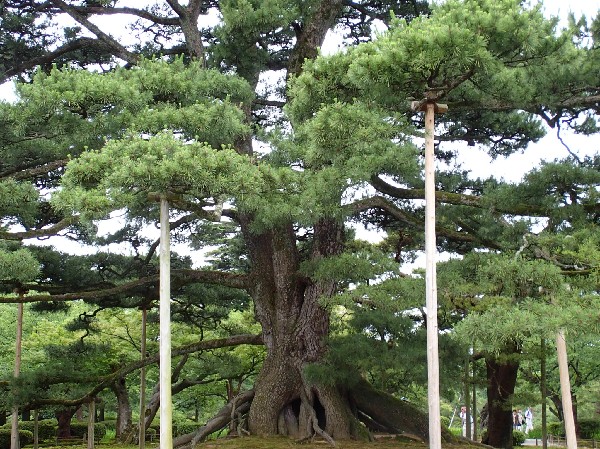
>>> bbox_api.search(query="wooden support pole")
[464,357,471,440]
[87,400,95,449]
[33,410,38,449]
[11,301,23,449]
[139,307,147,449]
[472,351,477,442]
[159,198,173,449]
[556,330,577,449]
[541,338,548,449]
[412,99,447,449]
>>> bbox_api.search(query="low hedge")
[0,428,33,449]
[18,419,56,441]
[527,420,600,440]
[100,419,116,431]
[174,422,200,437]
[527,426,542,439]
[577,419,600,439]
[548,422,565,437]
[513,430,526,446]
[70,421,107,440]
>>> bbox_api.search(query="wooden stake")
[87,400,95,449]
[11,301,23,449]
[159,198,173,449]
[33,410,38,449]
[139,307,147,449]
[556,330,577,449]
[412,99,447,449]
[472,351,477,442]
[464,357,471,440]
[541,338,548,449]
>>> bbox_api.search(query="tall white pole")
[159,198,173,449]
[556,330,577,449]
[11,301,23,449]
[424,102,441,449]
[139,307,147,449]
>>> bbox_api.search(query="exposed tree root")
[350,377,456,442]
[300,389,336,447]
[172,390,254,449]
[173,377,458,447]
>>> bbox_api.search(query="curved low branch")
[347,195,485,246]
[174,390,255,448]
[5,159,69,181]
[0,269,250,304]
[346,195,417,226]
[49,0,139,65]
[71,5,179,26]
[449,94,600,114]
[371,175,600,216]
[0,216,79,241]
[28,333,263,408]
[1,38,107,84]
[370,175,547,216]
[253,98,286,108]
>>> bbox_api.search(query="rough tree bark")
[483,353,520,449]
[111,378,132,442]
[55,408,77,438]
[244,219,360,440]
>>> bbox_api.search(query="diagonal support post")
[411,99,448,449]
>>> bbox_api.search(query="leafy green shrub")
[440,416,450,428]
[578,419,600,439]
[70,421,107,440]
[174,421,199,436]
[449,427,463,437]
[513,430,526,446]
[100,419,116,431]
[19,419,57,441]
[548,422,565,436]
[0,428,34,449]
[145,427,157,442]
[527,427,542,438]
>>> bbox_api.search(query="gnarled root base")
[174,378,456,448]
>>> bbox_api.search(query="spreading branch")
[347,195,484,246]
[0,269,250,304]
[0,216,79,241]
[27,333,263,408]
[49,0,139,65]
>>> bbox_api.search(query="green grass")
[29,435,489,449]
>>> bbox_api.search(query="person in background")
[517,409,524,431]
[460,406,474,438]
[525,407,534,434]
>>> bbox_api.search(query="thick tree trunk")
[243,219,440,442]
[483,354,519,449]
[111,378,132,441]
[96,401,105,422]
[55,408,77,438]
[245,220,357,440]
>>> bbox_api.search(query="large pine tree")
[0,0,598,446]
